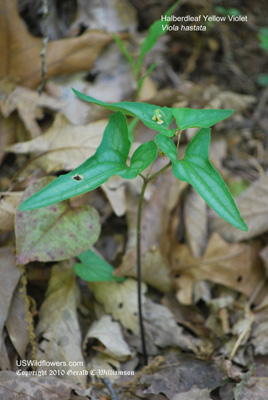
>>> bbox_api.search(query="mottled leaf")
[16,177,100,264]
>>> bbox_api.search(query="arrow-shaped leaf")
[155,129,248,231]
[72,88,175,137]
[19,112,157,211]
[172,108,233,130]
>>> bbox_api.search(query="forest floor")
[0,0,268,399]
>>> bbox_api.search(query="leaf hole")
[72,174,83,181]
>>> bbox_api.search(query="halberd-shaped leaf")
[74,249,125,282]
[172,108,233,130]
[16,177,100,264]
[72,88,175,137]
[155,129,248,231]
[19,112,158,211]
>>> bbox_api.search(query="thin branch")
[38,0,49,95]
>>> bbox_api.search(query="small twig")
[102,377,119,400]
[38,0,49,95]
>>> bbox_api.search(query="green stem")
[148,161,172,182]
[136,160,172,365]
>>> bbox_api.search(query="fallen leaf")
[114,168,187,292]
[144,299,197,353]
[171,233,264,305]
[141,351,226,399]
[15,176,100,264]
[238,376,268,400]
[36,261,86,387]
[260,245,268,277]
[101,176,126,217]
[0,114,17,164]
[207,91,256,112]
[184,187,208,257]
[172,387,212,400]
[115,247,172,293]
[0,0,118,89]
[0,371,83,400]
[0,247,21,351]
[87,354,120,382]
[90,279,195,354]
[7,113,108,171]
[5,283,29,359]
[0,192,22,231]
[210,173,268,242]
[89,279,146,335]
[0,78,65,138]
[71,0,137,33]
[84,315,132,361]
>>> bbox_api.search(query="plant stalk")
[137,176,148,365]
[137,161,172,365]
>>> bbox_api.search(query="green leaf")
[119,141,158,179]
[72,88,175,137]
[16,177,100,264]
[259,27,268,53]
[19,112,130,210]
[156,129,248,231]
[172,108,233,130]
[19,112,157,211]
[74,249,125,282]
[113,33,136,71]
[257,74,268,87]
[136,1,180,74]
[137,62,157,94]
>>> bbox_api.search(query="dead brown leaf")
[207,90,256,112]
[171,233,264,305]
[36,261,86,387]
[0,247,21,354]
[172,388,212,400]
[5,283,29,360]
[0,371,85,400]
[0,192,22,231]
[0,0,118,89]
[7,113,108,171]
[140,351,226,399]
[0,78,65,138]
[240,377,268,400]
[0,115,17,164]
[71,0,137,33]
[83,315,132,361]
[210,173,268,242]
[260,245,268,277]
[184,188,207,257]
[90,279,195,355]
[114,168,187,292]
